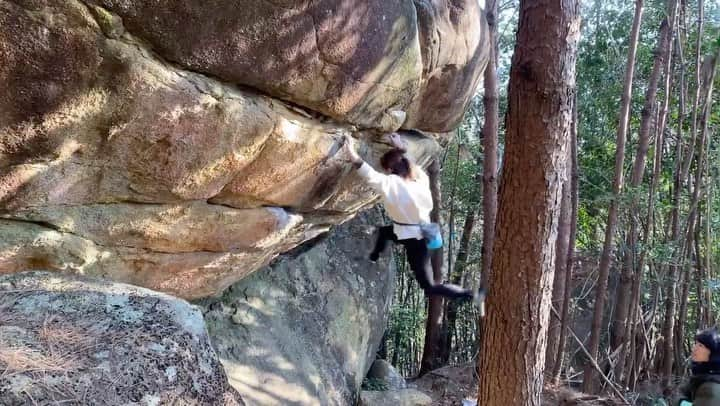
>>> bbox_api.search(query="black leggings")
[371,225,474,300]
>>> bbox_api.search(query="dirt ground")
[411,363,624,405]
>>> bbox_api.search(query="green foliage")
[382,0,720,388]
[441,138,482,213]
[382,250,428,376]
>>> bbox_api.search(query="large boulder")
[0,0,436,298]
[83,0,489,132]
[198,208,394,406]
[0,0,485,298]
[405,0,490,131]
[0,271,243,405]
[366,359,407,390]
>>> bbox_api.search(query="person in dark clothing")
[370,225,476,300]
[343,133,484,308]
[678,327,720,405]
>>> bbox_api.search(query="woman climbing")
[678,327,720,405]
[343,132,485,309]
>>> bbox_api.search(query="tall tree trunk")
[679,49,720,352]
[695,215,708,327]
[551,98,580,384]
[448,144,462,274]
[582,0,645,392]
[692,48,720,328]
[620,15,676,383]
[476,0,500,363]
[680,0,704,182]
[675,264,692,373]
[638,78,668,387]
[477,0,580,403]
[420,158,446,375]
[661,36,687,389]
[545,144,573,375]
[682,51,718,249]
[482,0,500,287]
[705,178,712,324]
[610,1,676,383]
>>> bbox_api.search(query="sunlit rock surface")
[0,0,488,297]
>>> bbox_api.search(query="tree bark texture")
[477,1,580,403]
[551,98,580,384]
[545,148,573,375]
[482,0,500,287]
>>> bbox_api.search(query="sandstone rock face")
[406,0,490,131]
[83,0,488,132]
[0,0,487,297]
[0,271,243,405]
[198,209,394,406]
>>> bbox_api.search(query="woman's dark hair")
[696,328,720,356]
[380,148,412,179]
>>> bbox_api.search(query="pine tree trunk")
[476,0,500,360]
[582,0,645,392]
[551,98,580,384]
[482,0,499,286]
[476,0,580,403]
[419,158,446,375]
[545,149,572,375]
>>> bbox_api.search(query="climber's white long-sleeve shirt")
[357,162,433,240]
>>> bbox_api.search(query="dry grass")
[0,315,96,377]
[0,313,180,404]
[0,307,97,406]
[38,316,101,365]
[0,346,86,405]
[0,346,71,375]
[0,287,241,405]
[1,319,110,404]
